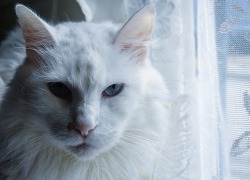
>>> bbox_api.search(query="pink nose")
[73,124,95,138]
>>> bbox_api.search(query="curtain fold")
[197,0,223,179]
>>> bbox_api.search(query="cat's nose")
[73,123,96,138]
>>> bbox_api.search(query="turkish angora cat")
[0,4,169,180]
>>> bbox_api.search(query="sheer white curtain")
[215,1,250,179]
[199,0,250,179]
[78,0,250,179]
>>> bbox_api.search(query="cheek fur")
[99,85,142,128]
[22,82,73,132]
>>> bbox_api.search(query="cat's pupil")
[48,82,71,100]
[103,83,124,97]
[111,85,116,89]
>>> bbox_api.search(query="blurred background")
[0,0,85,42]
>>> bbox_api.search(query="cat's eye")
[102,83,124,97]
[48,82,71,99]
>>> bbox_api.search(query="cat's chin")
[67,143,100,161]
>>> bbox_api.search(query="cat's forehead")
[54,22,118,68]
[43,22,123,90]
[55,22,117,52]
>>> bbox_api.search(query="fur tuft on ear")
[16,4,55,61]
[114,5,155,61]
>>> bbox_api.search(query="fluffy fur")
[0,5,170,180]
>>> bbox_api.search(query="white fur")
[0,5,170,180]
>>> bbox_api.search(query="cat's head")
[10,4,156,160]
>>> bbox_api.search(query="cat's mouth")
[67,142,100,160]
[69,143,92,151]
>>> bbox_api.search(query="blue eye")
[102,83,124,97]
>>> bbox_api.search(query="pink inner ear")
[16,4,55,65]
[121,42,148,61]
[23,25,55,49]
[120,31,151,60]
[24,31,54,67]
[26,49,37,60]
[24,28,53,59]
[114,5,155,61]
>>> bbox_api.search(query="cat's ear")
[114,5,155,61]
[15,4,55,62]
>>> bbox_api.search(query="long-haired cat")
[0,4,170,180]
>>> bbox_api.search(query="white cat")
[0,4,170,180]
